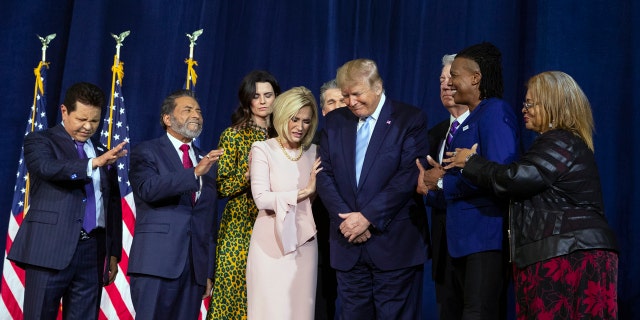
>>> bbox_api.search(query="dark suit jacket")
[127,134,217,285]
[8,124,122,283]
[441,98,519,258]
[317,99,429,271]
[425,119,449,286]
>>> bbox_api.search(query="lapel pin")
[386,120,391,125]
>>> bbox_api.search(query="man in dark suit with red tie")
[127,89,223,319]
[317,59,429,319]
[8,82,127,320]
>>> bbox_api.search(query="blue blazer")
[317,99,429,271]
[8,124,122,283]
[441,98,519,258]
[127,135,217,285]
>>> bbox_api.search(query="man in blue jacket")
[423,42,519,319]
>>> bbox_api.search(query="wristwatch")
[436,177,443,190]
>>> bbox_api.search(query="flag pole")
[33,34,55,131]
[25,33,55,214]
[185,29,203,90]
[107,31,130,149]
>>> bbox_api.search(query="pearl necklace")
[277,138,303,161]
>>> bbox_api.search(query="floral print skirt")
[514,249,618,319]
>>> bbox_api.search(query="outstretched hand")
[195,148,225,176]
[442,143,478,169]
[93,141,128,168]
[306,157,323,194]
[422,155,445,191]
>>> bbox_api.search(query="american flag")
[184,57,201,149]
[98,60,136,319]
[0,61,49,318]
[185,56,210,319]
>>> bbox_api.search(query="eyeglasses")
[522,101,535,111]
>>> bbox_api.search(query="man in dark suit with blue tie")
[423,42,519,319]
[317,59,429,319]
[128,89,223,319]
[8,82,127,320]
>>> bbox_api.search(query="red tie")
[179,144,196,205]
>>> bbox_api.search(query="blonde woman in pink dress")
[247,86,321,320]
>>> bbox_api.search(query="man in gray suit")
[8,82,127,320]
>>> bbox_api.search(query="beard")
[170,115,202,139]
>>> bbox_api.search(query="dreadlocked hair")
[457,42,503,99]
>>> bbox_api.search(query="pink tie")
[179,144,196,205]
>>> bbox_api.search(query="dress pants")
[441,250,507,320]
[130,249,204,320]
[335,247,423,320]
[23,235,102,320]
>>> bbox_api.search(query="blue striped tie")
[445,120,460,151]
[355,117,371,186]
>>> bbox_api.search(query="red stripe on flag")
[4,237,13,262]
[118,252,130,280]
[1,275,23,318]
[122,197,135,233]
[104,282,132,319]
[4,212,24,255]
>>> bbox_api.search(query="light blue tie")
[355,117,372,186]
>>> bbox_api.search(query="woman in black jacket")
[444,71,618,319]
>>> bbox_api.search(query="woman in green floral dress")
[208,70,280,319]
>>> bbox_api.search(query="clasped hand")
[338,212,371,243]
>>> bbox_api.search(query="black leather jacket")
[463,129,618,268]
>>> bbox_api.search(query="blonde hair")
[271,86,318,148]
[527,71,595,151]
[336,58,383,90]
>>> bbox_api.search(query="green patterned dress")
[208,122,267,320]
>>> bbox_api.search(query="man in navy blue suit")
[127,89,223,319]
[423,42,519,319]
[8,82,127,320]
[317,59,429,319]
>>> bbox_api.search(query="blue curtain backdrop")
[1,1,638,318]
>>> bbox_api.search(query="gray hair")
[319,79,339,109]
[442,54,456,66]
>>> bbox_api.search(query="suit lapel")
[159,135,187,171]
[342,114,359,192]
[450,99,484,147]
[51,124,81,158]
[358,100,393,189]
